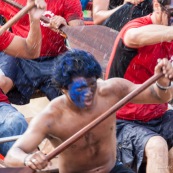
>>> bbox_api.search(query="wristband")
[155,81,172,90]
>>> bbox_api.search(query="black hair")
[52,49,102,89]
[158,0,171,6]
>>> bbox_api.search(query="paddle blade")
[0,167,34,173]
[61,25,118,74]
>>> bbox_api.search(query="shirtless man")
[4,49,173,173]
[0,0,46,59]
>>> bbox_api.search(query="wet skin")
[68,77,97,108]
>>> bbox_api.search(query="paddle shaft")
[0,1,35,35]
[0,135,21,144]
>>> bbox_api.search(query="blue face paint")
[69,79,88,108]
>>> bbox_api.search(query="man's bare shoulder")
[31,95,66,128]
[97,78,127,92]
[44,95,66,117]
[97,78,133,99]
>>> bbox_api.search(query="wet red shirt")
[0,0,83,57]
[0,30,14,51]
[106,15,173,122]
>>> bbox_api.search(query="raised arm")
[106,58,173,104]
[124,24,173,48]
[93,0,143,25]
[4,0,47,59]
[131,58,173,103]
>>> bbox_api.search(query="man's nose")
[85,88,92,96]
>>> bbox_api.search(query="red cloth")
[0,28,11,103]
[0,30,14,51]
[0,90,9,103]
[0,0,83,57]
[0,154,4,160]
[107,15,173,122]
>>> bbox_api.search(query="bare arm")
[4,115,48,167]
[129,58,173,103]
[107,58,173,104]
[4,105,55,169]
[124,24,173,48]
[3,0,46,59]
[93,0,123,25]
[4,101,60,170]
[93,0,143,25]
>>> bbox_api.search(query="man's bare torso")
[46,82,118,173]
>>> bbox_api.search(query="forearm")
[93,5,123,25]
[124,25,173,48]
[5,147,28,167]
[152,81,173,103]
[25,16,42,58]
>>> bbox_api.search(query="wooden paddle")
[0,72,163,173]
[2,0,118,74]
[0,1,35,35]
[0,135,21,144]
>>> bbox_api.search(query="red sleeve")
[63,0,83,22]
[0,30,15,51]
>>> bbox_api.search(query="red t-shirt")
[0,30,12,103]
[0,0,83,57]
[106,15,173,122]
[0,30,15,51]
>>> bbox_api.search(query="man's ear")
[61,89,67,94]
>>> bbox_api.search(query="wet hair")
[157,0,171,6]
[52,49,102,89]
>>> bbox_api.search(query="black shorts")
[110,162,135,173]
[0,52,62,104]
[116,109,173,172]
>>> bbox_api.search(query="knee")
[145,136,168,158]
[8,113,28,132]
[0,75,13,93]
